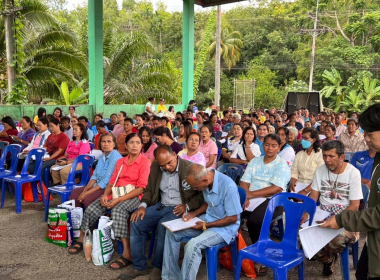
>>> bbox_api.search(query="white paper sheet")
[51,164,70,171]
[299,223,345,259]
[300,207,331,228]
[294,182,310,193]
[245,197,267,212]
[219,139,226,144]
[162,217,203,232]
[222,132,228,137]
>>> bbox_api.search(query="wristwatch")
[202,221,207,231]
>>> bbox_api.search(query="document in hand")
[300,207,331,228]
[299,224,344,259]
[294,182,309,193]
[162,217,203,233]
[245,197,267,212]
[51,164,70,171]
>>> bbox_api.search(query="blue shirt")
[255,138,265,155]
[90,149,122,189]
[350,150,374,181]
[87,128,94,141]
[200,171,242,244]
[241,156,291,192]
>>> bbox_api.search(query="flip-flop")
[108,255,132,270]
[255,265,267,276]
[68,241,83,255]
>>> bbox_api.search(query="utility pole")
[214,5,221,107]
[300,0,326,92]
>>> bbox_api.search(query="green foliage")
[45,78,88,105]
[194,11,216,96]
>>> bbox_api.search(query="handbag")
[111,164,135,199]
[45,208,74,248]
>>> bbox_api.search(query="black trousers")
[356,244,380,280]
[243,199,283,244]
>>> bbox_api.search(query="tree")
[361,76,380,109]
[208,26,243,70]
[320,68,347,112]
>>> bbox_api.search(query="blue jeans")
[130,202,178,270]
[162,228,225,280]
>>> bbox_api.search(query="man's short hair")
[152,116,161,122]
[78,116,88,123]
[124,117,133,124]
[154,144,174,159]
[322,140,345,157]
[110,113,117,118]
[264,133,281,146]
[61,116,70,123]
[232,113,241,120]
[186,164,207,181]
[359,103,380,133]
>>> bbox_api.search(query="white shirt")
[278,144,295,168]
[231,142,261,161]
[311,163,363,207]
[145,102,156,115]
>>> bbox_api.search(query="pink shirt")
[141,142,157,161]
[198,139,218,170]
[178,150,206,167]
[31,135,42,149]
[66,140,91,159]
[112,124,125,139]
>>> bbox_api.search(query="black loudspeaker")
[284,92,321,113]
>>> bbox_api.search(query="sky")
[65,0,250,12]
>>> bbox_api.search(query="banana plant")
[43,79,88,105]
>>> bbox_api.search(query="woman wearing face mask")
[289,127,324,194]
[230,127,261,169]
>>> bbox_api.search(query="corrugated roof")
[194,0,245,7]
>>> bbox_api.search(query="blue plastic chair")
[117,229,156,259]
[44,155,95,221]
[214,131,222,140]
[217,164,244,184]
[89,142,95,151]
[1,148,46,214]
[340,183,370,279]
[235,193,316,280]
[0,144,22,192]
[179,186,246,280]
[0,141,9,156]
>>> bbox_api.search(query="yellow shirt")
[259,116,266,123]
[157,105,167,113]
[290,149,324,184]
[34,115,39,124]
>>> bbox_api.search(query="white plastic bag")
[84,229,92,261]
[91,216,114,266]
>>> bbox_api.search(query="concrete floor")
[0,195,361,280]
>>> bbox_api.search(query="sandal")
[108,255,132,270]
[255,265,267,276]
[68,241,83,255]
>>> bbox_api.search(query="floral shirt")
[17,128,36,150]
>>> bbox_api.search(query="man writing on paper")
[300,140,362,277]
[239,134,291,276]
[160,164,242,280]
[120,145,204,280]
[321,104,380,280]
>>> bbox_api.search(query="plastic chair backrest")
[217,163,245,183]
[237,186,247,208]
[214,131,222,140]
[0,144,21,172]
[345,152,355,162]
[103,118,111,124]
[0,141,9,151]
[361,184,370,210]
[21,148,46,176]
[89,142,95,151]
[65,154,95,187]
[258,193,316,251]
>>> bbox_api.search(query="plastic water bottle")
[83,229,92,261]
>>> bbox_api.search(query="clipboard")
[161,217,203,233]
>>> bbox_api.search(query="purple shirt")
[17,128,36,150]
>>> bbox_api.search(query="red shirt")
[109,154,151,200]
[0,128,18,144]
[94,131,107,149]
[45,132,70,158]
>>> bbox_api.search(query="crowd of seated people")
[0,100,374,280]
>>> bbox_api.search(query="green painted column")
[182,0,195,107]
[88,0,104,114]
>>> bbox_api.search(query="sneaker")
[119,267,149,280]
[149,268,162,280]
[322,253,339,278]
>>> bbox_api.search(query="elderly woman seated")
[69,133,122,208]
[178,132,206,166]
[68,133,151,270]
[338,118,367,153]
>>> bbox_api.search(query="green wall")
[0,104,186,122]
